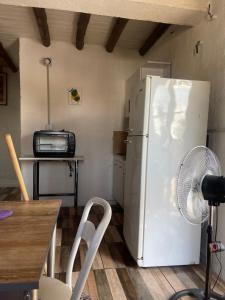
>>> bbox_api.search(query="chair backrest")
[5,134,29,201]
[66,197,112,300]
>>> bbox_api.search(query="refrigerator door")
[123,135,148,263]
[142,77,210,267]
[129,77,151,135]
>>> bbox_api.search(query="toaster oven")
[33,130,75,157]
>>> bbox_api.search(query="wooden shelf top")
[0,199,61,291]
[19,155,84,161]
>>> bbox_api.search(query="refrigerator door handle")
[124,139,132,144]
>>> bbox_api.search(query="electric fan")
[170,146,225,300]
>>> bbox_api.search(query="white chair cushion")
[39,276,72,300]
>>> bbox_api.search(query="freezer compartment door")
[123,135,148,262]
[129,77,151,135]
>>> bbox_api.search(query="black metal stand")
[33,159,79,207]
[169,206,225,300]
[169,288,224,299]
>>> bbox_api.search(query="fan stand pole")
[205,205,213,299]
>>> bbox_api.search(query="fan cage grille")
[177,146,221,225]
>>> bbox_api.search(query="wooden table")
[0,200,61,298]
[19,156,84,207]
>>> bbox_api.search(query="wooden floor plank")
[139,267,174,299]
[92,250,104,270]
[160,267,188,291]
[94,269,113,300]
[116,242,136,267]
[99,242,117,269]
[160,267,192,300]
[61,228,76,246]
[128,267,154,299]
[116,268,138,300]
[79,243,86,265]
[86,270,99,300]
[56,228,62,246]
[111,212,123,226]
[108,243,125,268]
[55,246,62,273]
[55,272,66,283]
[104,225,123,243]
[173,267,198,289]
[182,266,204,289]
[61,246,71,272]
[69,207,76,216]
[151,268,175,296]
[105,268,127,300]
[62,217,76,229]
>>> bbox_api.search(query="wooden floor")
[1,187,225,299]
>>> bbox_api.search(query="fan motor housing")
[201,175,225,205]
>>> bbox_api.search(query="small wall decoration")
[0,72,7,105]
[68,87,82,105]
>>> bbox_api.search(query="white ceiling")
[0,3,158,50]
[0,0,207,26]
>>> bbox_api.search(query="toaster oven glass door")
[35,136,68,153]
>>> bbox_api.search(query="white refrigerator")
[124,76,210,267]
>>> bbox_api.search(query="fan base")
[169,288,225,299]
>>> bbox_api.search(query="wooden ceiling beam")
[0,42,18,72]
[76,13,91,50]
[33,7,50,47]
[105,18,128,53]
[139,23,171,56]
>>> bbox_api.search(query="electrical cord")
[212,253,222,290]
[67,161,74,177]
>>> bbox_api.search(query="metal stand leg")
[169,206,225,300]
[47,224,56,278]
[169,288,225,299]
[74,161,78,207]
[33,162,39,200]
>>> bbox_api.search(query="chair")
[5,134,29,201]
[39,197,112,300]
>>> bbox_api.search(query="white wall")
[19,38,144,206]
[147,0,225,279]
[0,41,20,187]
